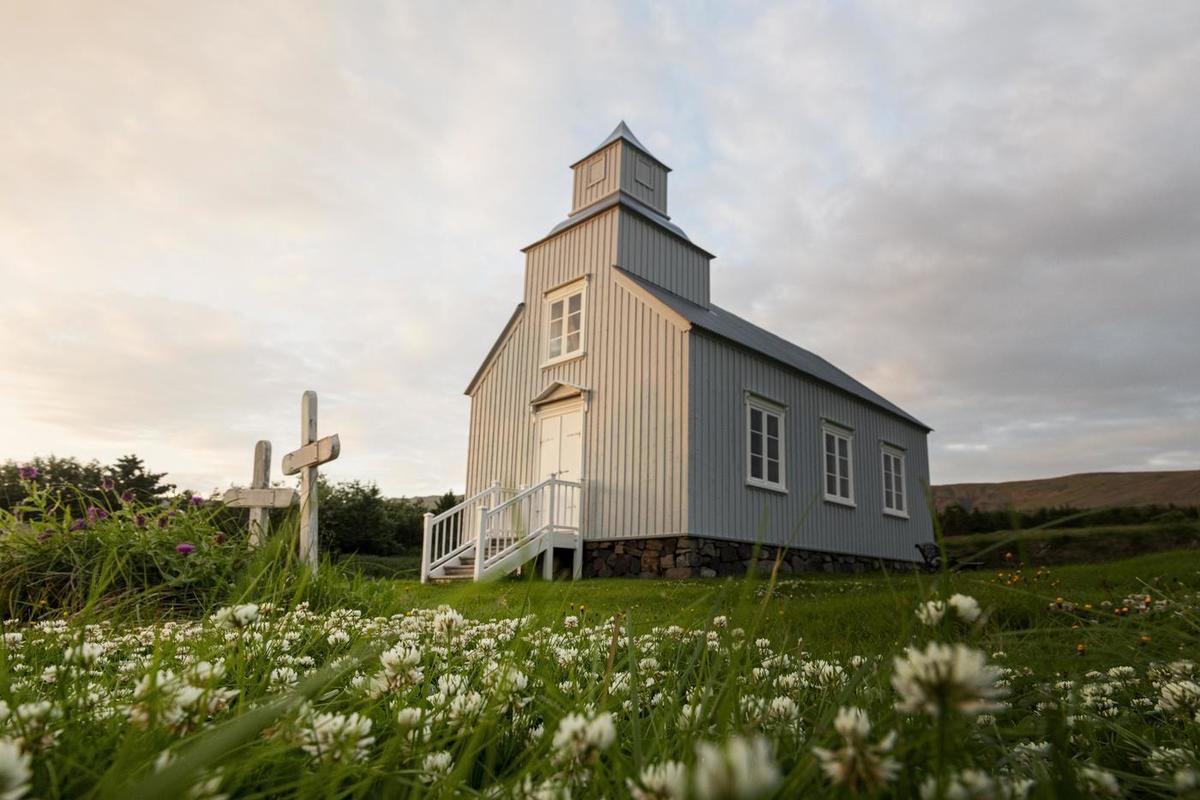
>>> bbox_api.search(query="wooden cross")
[222,440,297,547]
[282,390,340,574]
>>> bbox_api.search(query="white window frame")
[542,279,587,367]
[881,444,908,519]
[745,394,786,493]
[821,421,855,507]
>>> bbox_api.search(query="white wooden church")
[420,123,934,582]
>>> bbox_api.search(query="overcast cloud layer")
[2,1,1197,495]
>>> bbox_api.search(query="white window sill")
[883,508,910,520]
[541,351,586,369]
[824,495,856,508]
[746,479,787,495]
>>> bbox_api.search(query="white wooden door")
[537,405,583,529]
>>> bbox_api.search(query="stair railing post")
[421,512,433,584]
[543,475,557,581]
[475,506,488,581]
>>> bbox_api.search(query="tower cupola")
[569,121,670,217]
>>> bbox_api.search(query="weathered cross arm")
[222,487,299,508]
[281,434,341,475]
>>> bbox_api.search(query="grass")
[5,480,1200,798]
[330,549,1200,674]
[943,521,1200,567]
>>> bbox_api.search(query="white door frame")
[533,398,588,575]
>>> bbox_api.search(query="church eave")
[521,191,714,259]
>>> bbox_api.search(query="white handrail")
[421,480,504,582]
[480,476,581,572]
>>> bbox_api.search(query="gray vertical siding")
[618,142,668,216]
[466,206,690,540]
[616,210,710,307]
[687,332,932,563]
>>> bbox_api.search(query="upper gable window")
[822,422,854,506]
[882,445,907,518]
[545,280,586,364]
[635,155,654,188]
[746,395,785,492]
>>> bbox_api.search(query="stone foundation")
[581,536,919,579]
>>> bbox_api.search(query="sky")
[1,1,1198,496]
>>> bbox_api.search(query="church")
[421,123,933,582]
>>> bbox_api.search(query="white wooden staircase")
[420,477,583,583]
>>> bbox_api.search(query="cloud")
[1,1,1196,493]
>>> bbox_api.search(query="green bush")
[0,473,250,619]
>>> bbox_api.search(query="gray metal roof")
[570,121,671,171]
[615,268,932,430]
[522,191,714,258]
[464,303,525,395]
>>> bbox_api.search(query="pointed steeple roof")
[570,121,671,171]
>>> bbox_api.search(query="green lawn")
[331,549,1200,675]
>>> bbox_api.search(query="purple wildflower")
[188,495,204,507]
[85,506,108,522]
[157,516,170,529]
[134,514,147,528]
[120,489,135,504]
[175,543,195,555]
[101,478,115,491]
[17,465,39,480]
[71,519,88,531]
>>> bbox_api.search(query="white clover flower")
[919,769,1024,800]
[678,703,704,731]
[892,643,1006,717]
[396,708,423,729]
[692,735,780,800]
[0,736,32,800]
[628,760,687,800]
[326,630,350,647]
[420,751,453,783]
[948,594,982,623]
[64,642,104,667]
[432,608,465,636]
[712,616,728,629]
[916,600,946,626]
[563,616,579,629]
[813,707,899,792]
[212,604,258,629]
[1078,765,1120,796]
[300,711,374,764]
[269,667,299,690]
[551,711,616,764]
[766,696,801,728]
[1158,680,1200,720]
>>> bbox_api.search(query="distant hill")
[932,470,1200,513]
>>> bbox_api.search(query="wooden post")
[475,507,488,581]
[248,440,271,547]
[421,512,433,584]
[223,441,297,544]
[298,391,319,574]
